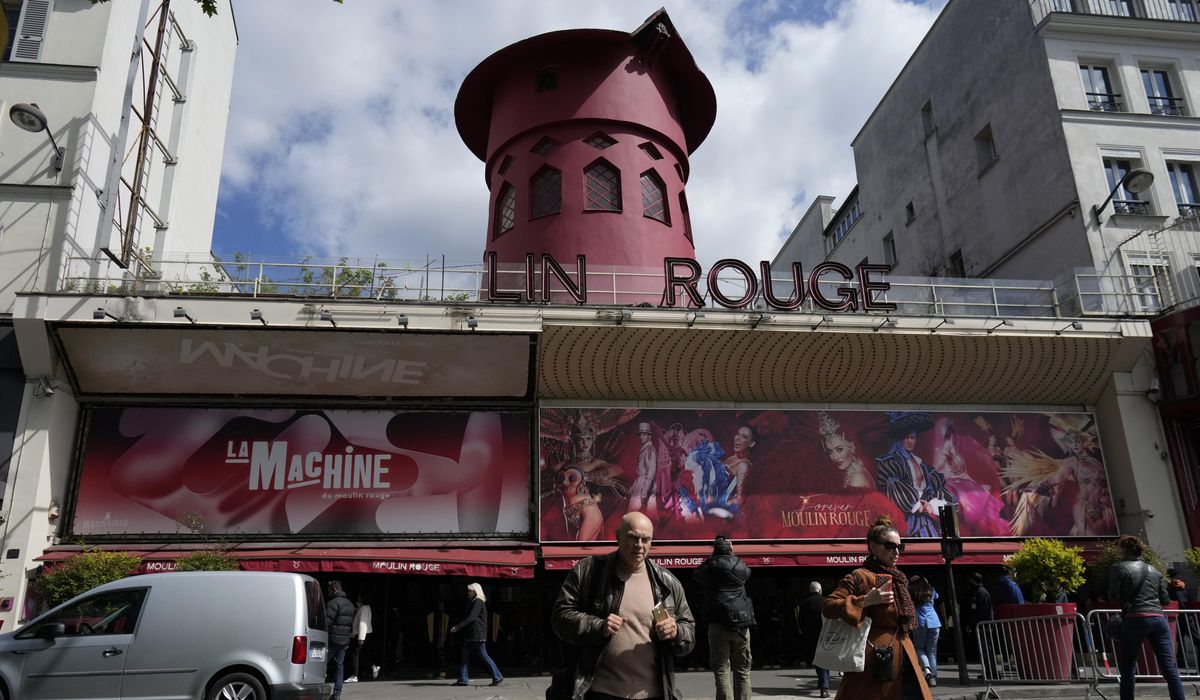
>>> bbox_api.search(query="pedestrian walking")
[450,582,503,687]
[549,511,696,700]
[694,536,755,700]
[324,580,355,700]
[1108,535,1185,700]
[798,581,831,698]
[908,575,941,687]
[345,595,378,683]
[966,572,996,679]
[823,515,931,700]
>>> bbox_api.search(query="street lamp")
[9,103,64,172]
[1093,168,1154,223]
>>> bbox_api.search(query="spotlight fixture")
[872,316,897,332]
[930,318,956,333]
[173,306,196,324]
[92,307,121,321]
[466,316,478,331]
[686,311,704,328]
[748,312,771,329]
[987,319,1014,334]
[9,103,64,172]
[812,315,833,331]
[1055,320,1084,336]
[319,310,336,327]
[616,309,633,326]
[35,378,55,397]
[250,309,268,326]
[397,314,409,329]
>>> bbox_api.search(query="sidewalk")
[337,666,1193,699]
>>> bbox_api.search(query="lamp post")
[1092,167,1154,224]
[8,103,64,172]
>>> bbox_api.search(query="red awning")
[540,541,1025,570]
[36,546,537,579]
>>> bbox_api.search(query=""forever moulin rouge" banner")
[539,407,1116,542]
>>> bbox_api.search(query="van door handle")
[102,647,123,657]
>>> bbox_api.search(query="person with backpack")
[694,536,756,700]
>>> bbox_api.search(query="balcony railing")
[1031,0,1200,24]
[1149,95,1188,115]
[1179,202,1200,219]
[55,253,1167,320]
[1112,199,1153,215]
[1086,92,1125,112]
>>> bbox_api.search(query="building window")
[531,137,559,156]
[530,166,562,219]
[1103,158,1152,215]
[494,183,516,239]
[3,2,23,62]
[1107,0,1136,17]
[641,170,669,224]
[1168,161,1200,219]
[975,123,1000,173]
[536,65,557,93]
[1050,0,1076,10]
[1125,252,1170,310]
[1141,68,1186,116]
[584,132,616,150]
[679,192,693,243]
[639,142,663,160]
[1079,64,1122,112]
[948,250,965,277]
[905,202,916,224]
[884,232,897,266]
[1166,0,1198,20]
[827,198,863,248]
[920,100,936,138]
[585,160,621,211]
[497,155,513,176]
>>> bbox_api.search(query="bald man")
[550,512,696,700]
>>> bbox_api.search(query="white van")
[0,571,331,700]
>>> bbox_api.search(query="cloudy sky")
[213,0,947,269]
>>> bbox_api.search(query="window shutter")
[12,0,53,63]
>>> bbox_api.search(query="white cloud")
[218,0,945,267]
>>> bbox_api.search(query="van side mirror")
[36,622,65,639]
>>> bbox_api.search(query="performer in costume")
[875,412,953,538]
[819,411,871,490]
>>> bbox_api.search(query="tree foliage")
[37,549,142,608]
[174,548,239,572]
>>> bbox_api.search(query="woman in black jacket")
[450,582,503,687]
[1107,535,1185,700]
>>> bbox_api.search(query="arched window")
[584,132,616,150]
[530,166,561,218]
[641,170,669,224]
[679,192,693,243]
[584,160,621,211]
[494,183,516,239]
[536,65,558,93]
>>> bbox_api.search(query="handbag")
[812,614,873,672]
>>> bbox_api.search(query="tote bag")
[812,614,872,673]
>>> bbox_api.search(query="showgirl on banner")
[538,408,1117,542]
[73,407,531,537]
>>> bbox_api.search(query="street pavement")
[335,666,1195,699]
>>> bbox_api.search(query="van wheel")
[207,672,265,700]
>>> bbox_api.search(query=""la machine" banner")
[73,407,532,537]
[539,407,1116,542]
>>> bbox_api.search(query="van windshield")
[305,579,326,631]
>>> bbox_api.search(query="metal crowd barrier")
[1086,608,1200,699]
[975,611,1094,699]
[975,609,1200,699]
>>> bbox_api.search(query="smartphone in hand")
[652,602,670,624]
[875,574,893,593]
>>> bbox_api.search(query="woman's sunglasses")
[875,540,905,553]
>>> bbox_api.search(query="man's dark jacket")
[797,591,824,665]
[693,553,755,629]
[452,598,488,642]
[550,552,696,700]
[325,591,355,647]
[967,583,994,631]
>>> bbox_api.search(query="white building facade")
[773,0,1200,560]
[0,0,236,625]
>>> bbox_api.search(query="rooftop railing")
[1031,0,1200,25]
[57,253,1166,320]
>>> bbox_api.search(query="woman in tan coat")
[823,516,932,700]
